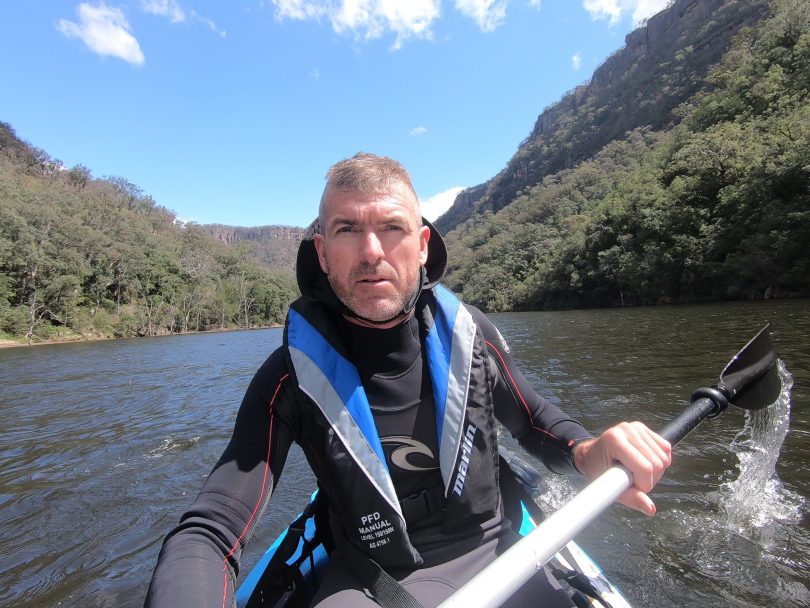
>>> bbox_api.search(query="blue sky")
[1,0,667,227]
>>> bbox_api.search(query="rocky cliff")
[434,0,769,236]
[205,224,307,244]
[203,224,307,273]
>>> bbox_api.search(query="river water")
[1,299,808,607]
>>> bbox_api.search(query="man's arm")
[468,306,671,514]
[144,348,297,608]
[466,306,591,474]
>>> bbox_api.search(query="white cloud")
[191,10,227,37]
[273,0,327,21]
[582,0,620,24]
[58,2,145,65]
[454,0,507,33]
[272,0,440,48]
[419,186,464,222]
[142,2,225,36]
[271,0,552,42]
[583,0,668,27]
[630,0,669,25]
[142,0,186,23]
[410,126,428,137]
[572,51,581,70]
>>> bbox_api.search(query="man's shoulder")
[252,346,292,385]
[427,285,500,339]
[237,345,300,424]
[458,301,511,355]
[461,301,494,332]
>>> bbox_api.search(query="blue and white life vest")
[283,285,500,569]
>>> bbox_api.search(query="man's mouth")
[353,264,395,285]
[358,276,389,284]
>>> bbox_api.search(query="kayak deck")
[236,451,632,608]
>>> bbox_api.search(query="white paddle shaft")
[438,465,634,608]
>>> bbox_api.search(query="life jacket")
[283,284,500,569]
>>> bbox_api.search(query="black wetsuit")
[144,306,590,607]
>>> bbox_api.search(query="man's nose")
[360,231,385,262]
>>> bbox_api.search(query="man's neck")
[341,310,414,330]
[341,314,422,377]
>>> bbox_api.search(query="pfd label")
[358,511,395,549]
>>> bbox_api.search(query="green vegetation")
[444,0,809,311]
[435,0,771,235]
[0,125,298,344]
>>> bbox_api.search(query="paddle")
[439,324,781,608]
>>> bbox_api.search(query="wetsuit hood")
[295,217,448,321]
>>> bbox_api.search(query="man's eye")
[384,224,403,231]
[336,226,354,234]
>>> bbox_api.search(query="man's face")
[314,182,430,328]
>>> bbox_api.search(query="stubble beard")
[326,259,422,323]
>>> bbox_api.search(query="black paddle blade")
[719,324,781,410]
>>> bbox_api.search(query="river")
[1,299,808,607]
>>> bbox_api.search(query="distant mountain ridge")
[434,0,769,235]
[205,224,307,244]
[203,223,307,273]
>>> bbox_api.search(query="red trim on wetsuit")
[220,373,289,608]
[485,339,561,442]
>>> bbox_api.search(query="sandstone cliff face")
[202,224,307,273]
[434,0,768,236]
[431,182,489,238]
[587,0,732,92]
[205,224,307,244]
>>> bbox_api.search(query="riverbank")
[0,325,283,349]
[0,339,25,348]
[0,335,117,349]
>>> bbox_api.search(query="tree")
[67,164,92,190]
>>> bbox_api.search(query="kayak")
[235,447,632,608]
[236,325,780,608]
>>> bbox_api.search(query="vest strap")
[341,538,425,608]
[399,486,445,525]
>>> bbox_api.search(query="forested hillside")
[436,0,770,235]
[443,0,809,311]
[0,125,298,343]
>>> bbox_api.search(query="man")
[145,153,671,607]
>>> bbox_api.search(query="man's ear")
[419,225,430,266]
[313,234,328,273]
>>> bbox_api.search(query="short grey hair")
[318,152,420,231]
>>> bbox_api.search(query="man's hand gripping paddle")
[440,325,782,608]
